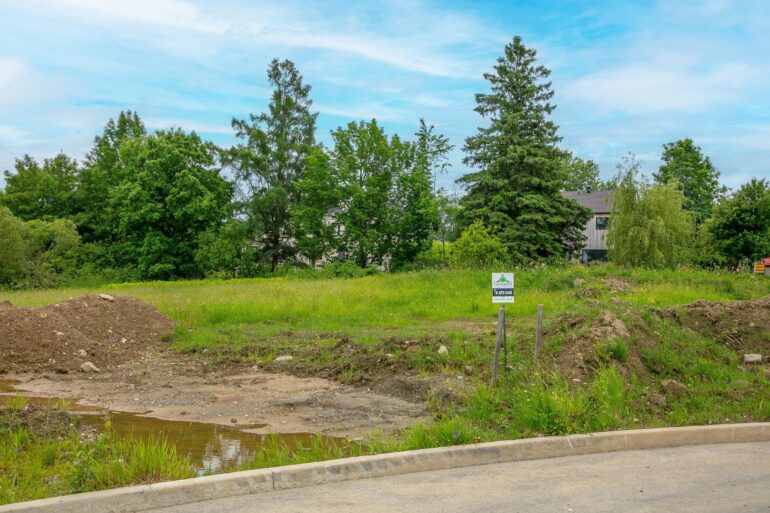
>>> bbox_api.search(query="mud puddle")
[1,379,344,475]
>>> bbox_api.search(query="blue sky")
[1,0,769,191]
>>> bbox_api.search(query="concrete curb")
[3,423,768,513]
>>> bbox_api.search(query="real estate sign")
[492,272,514,304]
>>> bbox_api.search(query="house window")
[595,216,609,230]
[581,249,608,263]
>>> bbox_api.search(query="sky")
[1,0,769,191]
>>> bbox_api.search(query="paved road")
[154,442,770,513]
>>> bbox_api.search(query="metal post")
[534,304,544,359]
[491,306,504,383]
[502,305,508,370]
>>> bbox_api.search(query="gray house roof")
[561,190,612,214]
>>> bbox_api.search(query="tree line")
[1,37,768,286]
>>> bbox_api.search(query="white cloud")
[563,58,754,114]
[316,102,412,123]
[144,117,233,135]
[0,124,41,147]
[45,0,226,33]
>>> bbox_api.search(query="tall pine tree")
[229,59,318,271]
[458,36,590,261]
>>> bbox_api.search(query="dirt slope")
[0,295,174,374]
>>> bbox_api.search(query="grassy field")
[2,264,770,502]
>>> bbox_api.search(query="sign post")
[755,262,766,274]
[491,273,514,383]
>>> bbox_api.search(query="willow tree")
[608,157,694,268]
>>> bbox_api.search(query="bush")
[0,207,27,285]
[450,221,509,268]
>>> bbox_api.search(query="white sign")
[492,272,514,303]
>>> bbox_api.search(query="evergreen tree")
[228,59,318,271]
[458,36,590,261]
[654,138,725,223]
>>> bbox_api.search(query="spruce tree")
[458,36,590,261]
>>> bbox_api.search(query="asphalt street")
[152,442,770,513]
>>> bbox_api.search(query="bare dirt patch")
[1,295,425,436]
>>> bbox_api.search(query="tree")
[75,111,147,242]
[704,179,770,266]
[390,135,438,268]
[451,221,509,267]
[0,207,27,284]
[1,153,78,221]
[561,154,607,191]
[607,157,694,268]
[654,138,725,223]
[195,219,258,278]
[434,190,460,259]
[415,118,454,194]
[293,148,342,266]
[228,59,318,271]
[457,36,591,262]
[330,120,397,268]
[110,129,232,279]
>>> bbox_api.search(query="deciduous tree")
[110,129,232,279]
[654,139,724,223]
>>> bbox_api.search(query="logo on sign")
[492,273,514,304]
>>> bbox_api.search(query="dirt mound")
[663,295,770,354]
[553,310,648,380]
[0,295,174,374]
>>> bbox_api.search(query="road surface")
[153,442,770,513]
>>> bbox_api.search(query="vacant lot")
[2,265,770,503]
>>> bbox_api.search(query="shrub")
[451,221,509,268]
[0,207,27,285]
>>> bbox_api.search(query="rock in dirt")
[77,349,88,358]
[437,345,449,355]
[649,393,668,407]
[274,355,293,363]
[662,379,687,397]
[80,361,101,373]
[744,354,763,364]
[98,293,115,302]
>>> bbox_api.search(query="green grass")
[0,409,195,505]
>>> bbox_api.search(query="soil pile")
[664,295,770,354]
[0,295,174,374]
[553,310,649,380]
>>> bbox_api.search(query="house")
[561,188,612,262]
